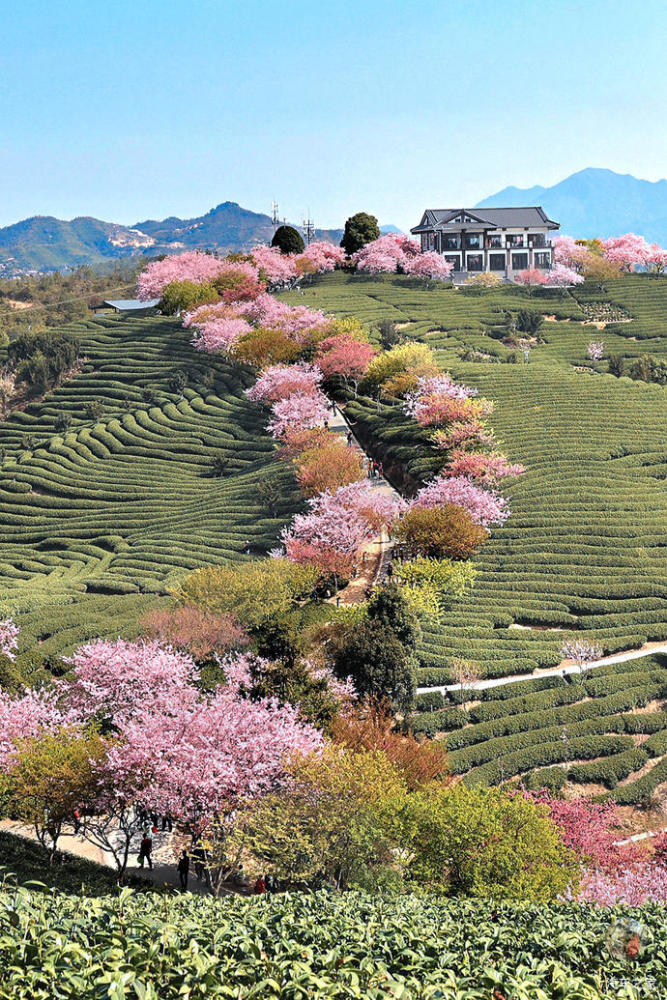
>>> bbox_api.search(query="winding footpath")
[416,641,667,697]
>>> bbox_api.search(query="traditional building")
[410,206,559,278]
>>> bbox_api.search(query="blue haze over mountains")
[476,168,667,245]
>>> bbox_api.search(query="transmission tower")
[302,215,315,245]
[271,201,280,226]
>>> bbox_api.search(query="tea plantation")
[283,274,667,680]
[1,885,665,998]
[0,314,301,677]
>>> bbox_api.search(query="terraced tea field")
[283,273,667,686]
[0,314,301,676]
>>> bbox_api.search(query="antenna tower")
[302,215,315,245]
[271,202,280,226]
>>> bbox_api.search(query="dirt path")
[416,641,667,697]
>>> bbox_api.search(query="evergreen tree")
[271,226,305,255]
[340,213,380,256]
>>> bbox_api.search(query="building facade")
[410,207,559,278]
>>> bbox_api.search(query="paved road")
[416,642,667,697]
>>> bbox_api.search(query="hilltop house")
[410,207,559,278]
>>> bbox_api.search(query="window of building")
[488,235,503,248]
[444,254,461,269]
[535,252,551,269]
[506,234,524,247]
[512,253,529,270]
[442,235,461,250]
[465,233,482,249]
[420,234,428,251]
[529,233,546,248]
[489,254,506,271]
[467,254,483,271]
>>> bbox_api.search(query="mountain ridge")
[476,167,667,244]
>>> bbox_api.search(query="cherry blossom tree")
[404,374,478,420]
[544,263,585,287]
[601,233,652,271]
[137,253,258,300]
[0,618,19,660]
[403,251,453,281]
[552,236,593,273]
[431,419,495,452]
[296,242,347,273]
[185,303,253,353]
[411,475,510,527]
[576,864,667,905]
[646,243,667,275]
[587,341,605,361]
[0,686,67,769]
[315,335,378,380]
[559,639,604,668]
[249,245,298,284]
[266,389,331,439]
[443,449,525,484]
[245,363,323,404]
[351,233,421,274]
[282,481,404,567]
[514,268,548,292]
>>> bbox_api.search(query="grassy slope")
[283,273,667,790]
[0,314,301,678]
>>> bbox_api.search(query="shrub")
[395,505,488,560]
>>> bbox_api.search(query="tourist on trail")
[177,849,190,891]
[243,539,251,555]
[138,830,153,870]
[72,807,82,835]
[254,874,266,894]
[346,430,353,446]
[192,845,206,881]
[377,460,384,478]
[161,814,173,832]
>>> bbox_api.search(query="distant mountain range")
[476,168,667,245]
[0,203,348,278]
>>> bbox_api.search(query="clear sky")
[1,0,665,231]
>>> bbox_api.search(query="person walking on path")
[254,874,266,894]
[177,849,190,891]
[346,430,353,446]
[138,830,153,870]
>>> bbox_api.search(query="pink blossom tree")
[282,480,405,568]
[137,253,258,300]
[403,251,453,281]
[552,236,592,273]
[0,686,66,770]
[315,335,378,381]
[245,363,323,404]
[602,233,652,271]
[185,302,253,353]
[431,420,495,452]
[514,268,548,292]
[587,341,605,361]
[411,475,510,527]
[249,245,298,285]
[351,234,421,274]
[442,449,525,484]
[0,618,19,660]
[559,639,604,668]
[266,390,331,439]
[544,263,585,287]
[646,243,667,275]
[296,242,347,273]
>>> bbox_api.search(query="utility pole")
[302,214,315,245]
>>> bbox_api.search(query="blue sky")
[1,0,665,231]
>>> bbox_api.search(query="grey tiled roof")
[411,207,559,233]
[103,299,161,310]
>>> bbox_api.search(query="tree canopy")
[340,213,381,256]
[271,225,305,255]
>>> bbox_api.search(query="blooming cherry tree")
[267,390,331,439]
[315,335,378,380]
[245,363,323,404]
[0,618,19,660]
[296,242,346,273]
[411,475,510,527]
[587,341,605,361]
[514,268,548,290]
[602,233,652,271]
[403,251,453,281]
[443,449,525,484]
[249,245,298,284]
[137,253,258,300]
[544,263,585,287]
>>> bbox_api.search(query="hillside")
[0,202,345,277]
[0,314,301,675]
[476,167,667,243]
